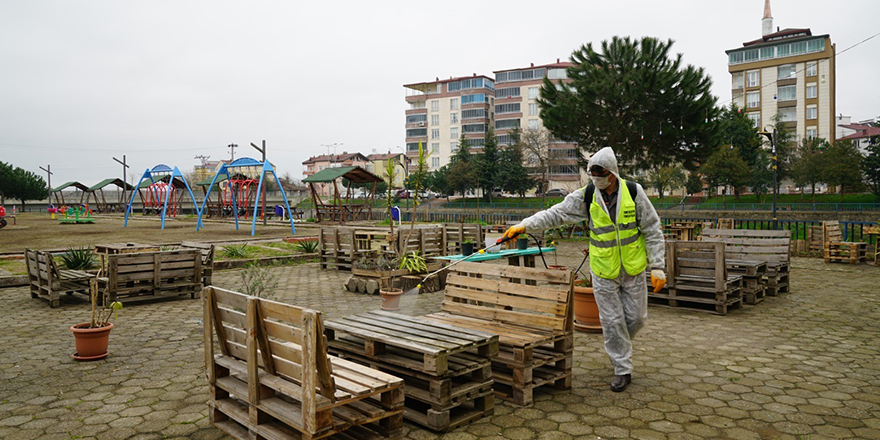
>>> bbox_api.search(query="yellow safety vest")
[588,179,647,279]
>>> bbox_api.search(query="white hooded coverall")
[520,147,665,375]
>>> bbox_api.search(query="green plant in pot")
[71,280,123,361]
[460,238,476,256]
[516,233,530,250]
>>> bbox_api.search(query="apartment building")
[493,61,584,193]
[403,74,495,173]
[403,63,585,193]
[302,152,370,196]
[726,0,836,141]
[366,153,410,189]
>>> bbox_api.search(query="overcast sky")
[1,0,877,186]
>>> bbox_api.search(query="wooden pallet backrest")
[25,249,61,286]
[823,221,844,244]
[106,249,201,288]
[397,227,444,257]
[443,261,573,334]
[668,241,727,291]
[204,287,335,433]
[442,223,484,255]
[702,228,791,264]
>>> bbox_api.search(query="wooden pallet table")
[702,228,791,296]
[205,287,405,440]
[326,310,498,432]
[652,241,744,315]
[727,259,767,305]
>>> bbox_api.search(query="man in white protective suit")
[503,146,666,392]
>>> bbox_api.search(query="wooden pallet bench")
[204,287,404,440]
[702,228,791,296]
[97,249,203,303]
[653,241,743,315]
[726,259,767,305]
[180,241,215,286]
[422,262,574,406]
[824,220,868,264]
[325,310,497,432]
[25,249,92,308]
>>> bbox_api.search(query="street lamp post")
[759,128,778,230]
[396,152,410,210]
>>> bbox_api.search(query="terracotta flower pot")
[71,322,114,361]
[380,288,404,311]
[572,285,602,333]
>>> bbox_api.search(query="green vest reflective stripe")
[588,179,648,279]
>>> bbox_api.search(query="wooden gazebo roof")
[302,166,382,184]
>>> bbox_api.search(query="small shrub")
[305,217,317,223]
[223,244,250,259]
[294,240,319,253]
[239,263,279,299]
[399,251,427,273]
[61,247,96,270]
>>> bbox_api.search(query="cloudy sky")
[1,0,877,186]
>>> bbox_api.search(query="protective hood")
[587,147,621,180]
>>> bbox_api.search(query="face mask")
[591,174,612,190]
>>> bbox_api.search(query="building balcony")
[781,121,797,129]
[405,108,427,115]
[777,78,797,86]
[406,95,426,103]
[777,100,797,108]
[495,113,523,119]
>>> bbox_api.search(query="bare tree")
[519,127,553,204]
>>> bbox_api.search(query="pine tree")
[700,146,750,201]
[477,127,500,202]
[497,143,534,197]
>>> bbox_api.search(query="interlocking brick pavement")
[0,242,878,439]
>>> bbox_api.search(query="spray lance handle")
[495,233,519,245]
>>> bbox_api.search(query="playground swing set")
[124,164,201,230]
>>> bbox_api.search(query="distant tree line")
[0,161,49,208]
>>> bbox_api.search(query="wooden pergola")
[51,181,89,206]
[302,166,382,223]
[84,178,135,213]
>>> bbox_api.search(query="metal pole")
[251,140,268,226]
[39,165,52,206]
[772,129,778,230]
[113,155,129,212]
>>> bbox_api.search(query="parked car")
[538,188,569,198]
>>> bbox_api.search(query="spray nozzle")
[416,284,422,289]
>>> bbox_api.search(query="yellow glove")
[650,269,666,293]
[502,224,525,240]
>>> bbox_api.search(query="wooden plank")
[368,310,498,342]
[451,262,571,284]
[446,274,569,303]
[704,228,790,238]
[440,301,565,333]
[213,287,249,310]
[301,310,317,434]
[339,314,475,349]
[444,286,566,316]
[326,320,443,355]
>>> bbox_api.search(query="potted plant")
[545,240,568,271]
[572,276,601,333]
[516,233,530,250]
[71,280,123,361]
[460,238,476,256]
[379,251,428,310]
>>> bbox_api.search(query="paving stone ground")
[1,242,878,440]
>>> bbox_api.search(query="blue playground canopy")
[124,164,201,230]
[196,157,295,236]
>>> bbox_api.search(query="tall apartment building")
[493,61,584,192]
[725,0,836,141]
[403,75,495,173]
[403,63,585,193]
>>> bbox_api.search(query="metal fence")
[654,202,880,212]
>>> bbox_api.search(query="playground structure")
[0,205,7,229]
[58,204,95,224]
[196,157,295,236]
[84,178,134,213]
[50,182,88,206]
[124,164,201,229]
[301,166,382,223]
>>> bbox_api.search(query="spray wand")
[415,234,519,291]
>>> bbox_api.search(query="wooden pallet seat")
[652,241,743,315]
[702,228,791,296]
[25,248,92,308]
[422,262,574,406]
[180,241,215,286]
[823,220,868,264]
[96,249,203,303]
[204,287,404,440]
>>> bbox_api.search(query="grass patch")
[651,193,877,204]
[0,259,27,275]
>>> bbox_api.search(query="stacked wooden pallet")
[319,227,389,271]
[97,249,203,303]
[650,241,743,315]
[423,263,574,406]
[702,228,791,296]
[204,287,405,440]
[823,221,868,264]
[326,311,498,432]
[727,259,767,305]
[808,226,824,255]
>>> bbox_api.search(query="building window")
[777,85,796,101]
[806,127,818,139]
[495,103,521,114]
[450,113,458,124]
[406,114,427,124]
[450,98,459,110]
[806,83,817,99]
[466,138,486,148]
[431,100,439,112]
[461,109,487,119]
[431,129,440,139]
[431,114,439,126]
[746,71,759,87]
[528,103,538,116]
[747,92,760,108]
[806,62,817,77]
[406,128,427,138]
[549,165,579,175]
[760,47,774,60]
[450,127,459,138]
[431,157,440,169]
[806,106,817,120]
[496,87,520,98]
[450,141,459,153]
[747,112,761,127]
[406,142,421,152]
[496,134,511,145]
[461,94,488,105]
[528,87,538,99]
[777,64,796,80]
[528,119,539,129]
[779,107,796,122]
[495,119,520,130]
[431,143,439,155]
[463,124,487,134]
[732,73,744,89]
